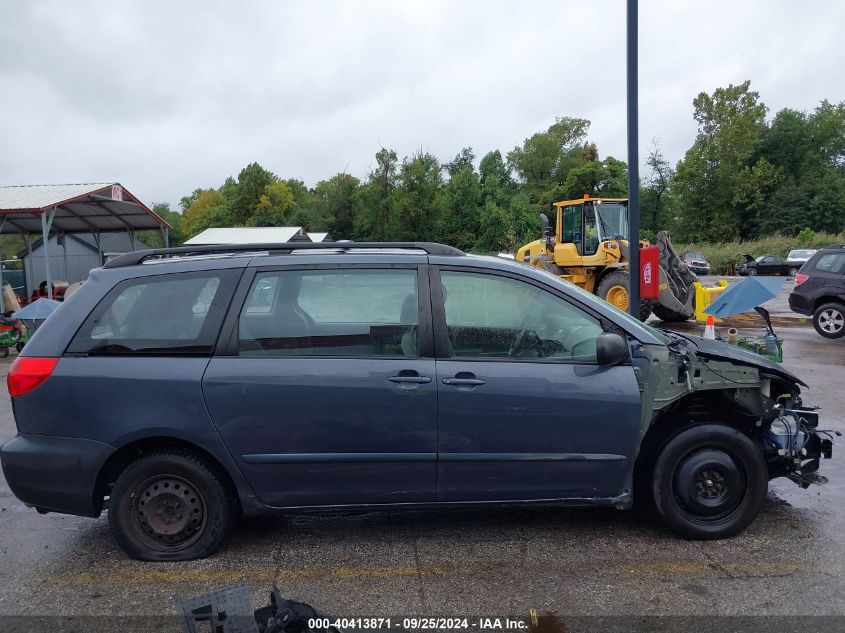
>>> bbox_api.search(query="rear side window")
[67,271,239,355]
[238,268,419,357]
[814,253,845,274]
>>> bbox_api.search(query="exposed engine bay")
[633,329,835,489]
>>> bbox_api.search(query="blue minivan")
[0,242,832,560]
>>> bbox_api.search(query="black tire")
[651,303,691,323]
[787,267,799,276]
[652,424,767,539]
[108,451,238,561]
[596,270,653,321]
[813,302,845,339]
[0,347,8,358]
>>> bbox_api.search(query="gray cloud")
[1,0,843,209]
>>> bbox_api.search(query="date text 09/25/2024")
[308,617,532,630]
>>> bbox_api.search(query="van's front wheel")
[652,424,767,539]
[108,451,237,561]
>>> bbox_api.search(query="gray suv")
[0,242,833,560]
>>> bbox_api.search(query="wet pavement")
[0,326,843,630]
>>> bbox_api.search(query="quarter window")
[67,272,235,355]
[440,271,603,361]
[239,269,420,357]
[814,253,845,274]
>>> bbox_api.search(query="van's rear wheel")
[109,451,237,561]
[596,270,653,321]
[652,424,767,539]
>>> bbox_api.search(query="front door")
[203,265,437,508]
[432,268,642,502]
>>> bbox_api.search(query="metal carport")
[0,183,170,311]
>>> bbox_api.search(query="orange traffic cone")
[703,314,716,340]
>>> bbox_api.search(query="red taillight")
[7,357,59,398]
[795,273,809,286]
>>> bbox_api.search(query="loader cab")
[558,198,629,257]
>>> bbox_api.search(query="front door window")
[441,271,603,362]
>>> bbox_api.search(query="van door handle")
[442,372,486,387]
[389,370,432,384]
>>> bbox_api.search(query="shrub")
[675,231,845,275]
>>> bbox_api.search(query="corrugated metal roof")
[0,183,170,233]
[307,232,330,243]
[185,227,307,245]
[0,183,114,211]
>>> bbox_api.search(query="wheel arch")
[812,295,845,313]
[632,391,761,501]
[93,436,242,516]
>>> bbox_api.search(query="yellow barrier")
[693,280,729,323]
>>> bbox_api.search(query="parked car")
[0,242,832,560]
[736,254,803,276]
[789,244,845,339]
[680,251,710,275]
[787,249,818,264]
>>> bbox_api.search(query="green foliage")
[137,202,184,247]
[391,151,445,241]
[672,83,845,242]
[166,85,843,256]
[673,81,768,241]
[442,159,482,251]
[313,173,362,239]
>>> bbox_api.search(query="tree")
[226,162,278,225]
[479,150,514,206]
[673,81,768,241]
[313,173,362,238]
[444,147,475,177]
[640,140,674,234]
[249,180,295,227]
[391,151,444,241]
[507,117,590,201]
[441,161,482,250]
[181,189,228,237]
[356,148,399,240]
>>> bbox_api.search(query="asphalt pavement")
[0,326,844,632]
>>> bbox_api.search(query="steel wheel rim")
[130,475,207,550]
[819,309,844,334]
[748,268,757,276]
[671,448,746,523]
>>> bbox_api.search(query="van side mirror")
[596,332,629,365]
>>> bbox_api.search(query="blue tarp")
[12,298,61,321]
[704,277,785,318]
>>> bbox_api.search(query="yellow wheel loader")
[516,196,697,322]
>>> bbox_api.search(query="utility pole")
[626,0,641,317]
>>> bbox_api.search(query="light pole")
[626,0,641,318]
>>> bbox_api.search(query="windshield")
[755,256,768,263]
[789,250,814,259]
[685,252,705,260]
[531,266,668,344]
[595,202,628,240]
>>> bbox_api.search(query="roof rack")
[103,241,465,268]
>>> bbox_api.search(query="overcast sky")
[2,1,844,210]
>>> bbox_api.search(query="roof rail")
[103,241,465,268]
